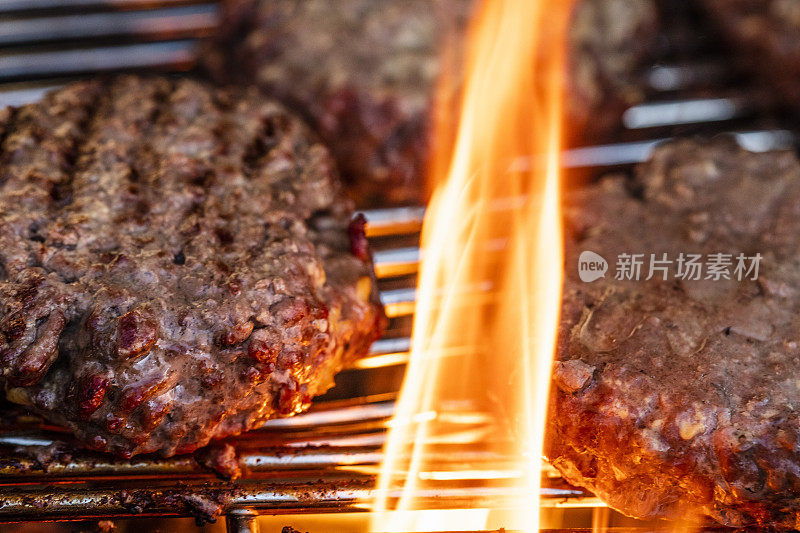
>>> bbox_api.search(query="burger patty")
[203,0,658,206]
[0,76,386,458]
[567,0,658,144]
[549,138,800,528]
[701,0,800,107]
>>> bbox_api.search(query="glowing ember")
[371,0,574,531]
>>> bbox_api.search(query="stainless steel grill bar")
[0,5,218,46]
[379,288,416,318]
[0,481,591,522]
[226,510,259,533]
[646,62,729,92]
[361,206,425,238]
[549,129,794,168]
[0,0,208,13]
[0,445,384,479]
[622,97,744,129]
[0,444,579,481]
[356,338,411,369]
[0,40,198,80]
[0,82,61,106]
[373,247,420,278]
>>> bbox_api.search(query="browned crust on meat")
[0,75,385,457]
[203,0,471,207]
[203,0,658,206]
[566,0,659,144]
[548,137,800,528]
[701,0,800,107]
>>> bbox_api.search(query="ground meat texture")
[701,0,800,109]
[203,0,658,207]
[548,138,800,528]
[0,76,386,458]
[567,0,658,144]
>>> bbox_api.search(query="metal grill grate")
[0,1,796,532]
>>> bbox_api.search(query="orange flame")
[371,0,573,531]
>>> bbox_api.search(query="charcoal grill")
[0,1,796,532]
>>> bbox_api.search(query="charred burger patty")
[550,138,800,528]
[204,0,658,206]
[0,76,385,458]
[701,0,800,108]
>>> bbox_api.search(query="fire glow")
[371,0,573,531]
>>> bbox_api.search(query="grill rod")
[0,482,594,523]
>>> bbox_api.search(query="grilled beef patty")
[701,0,800,108]
[0,76,385,458]
[203,0,658,206]
[568,0,658,143]
[549,138,800,528]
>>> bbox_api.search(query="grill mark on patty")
[243,114,282,178]
[121,78,177,240]
[140,78,222,254]
[43,81,110,220]
[0,83,103,278]
[39,78,173,283]
[190,88,256,261]
[52,78,116,213]
[0,106,20,188]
